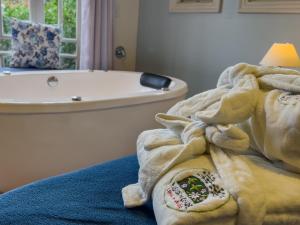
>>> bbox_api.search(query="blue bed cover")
[0,155,156,225]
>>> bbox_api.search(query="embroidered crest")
[165,169,229,212]
[278,93,300,106]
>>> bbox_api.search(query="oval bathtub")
[0,70,187,192]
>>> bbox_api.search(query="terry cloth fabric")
[122,113,249,208]
[123,63,300,225]
[153,149,300,225]
[168,63,300,172]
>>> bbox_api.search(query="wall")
[113,0,139,71]
[136,0,300,95]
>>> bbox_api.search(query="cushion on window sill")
[10,19,61,69]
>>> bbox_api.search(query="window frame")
[0,0,81,68]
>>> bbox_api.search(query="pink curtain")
[80,0,113,70]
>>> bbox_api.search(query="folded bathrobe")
[122,63,300,225]
[153,148,300,225]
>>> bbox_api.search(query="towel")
[168,63,300,172]
[153,147,300,225]
[122,63,300,225]
[153,155,238,225]
[122,114,249,207]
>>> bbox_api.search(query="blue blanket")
[0,155,156,225]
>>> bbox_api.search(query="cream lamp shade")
[260,43,300,67]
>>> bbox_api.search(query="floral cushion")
[10,19,61,69]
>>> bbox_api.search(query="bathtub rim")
[0,70,188,114]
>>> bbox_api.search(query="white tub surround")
[0,70,187,192]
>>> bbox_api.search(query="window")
[0,0,80,69]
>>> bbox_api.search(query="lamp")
[260,43,300,67]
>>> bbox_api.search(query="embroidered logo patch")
[278,92,300,106]
[165,169,229,212]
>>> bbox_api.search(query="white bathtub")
[0,70,187,192]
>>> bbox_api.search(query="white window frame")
[0,0,81,68]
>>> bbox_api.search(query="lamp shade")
[260,43,300,67]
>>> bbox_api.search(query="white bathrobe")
[122,63,300,225]
[153,148,300,225]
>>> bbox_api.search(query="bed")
[0,155,156,225]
